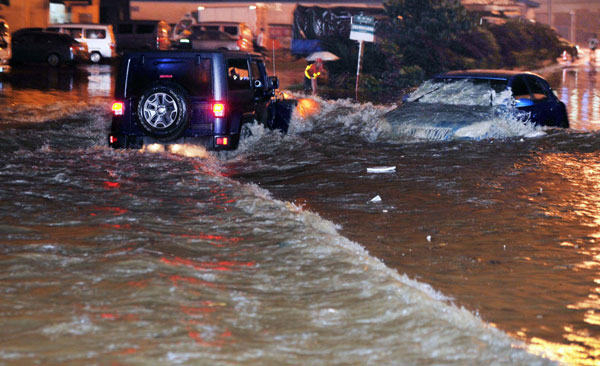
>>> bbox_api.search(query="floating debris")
[367,166,396,173]
[369,195,382,203]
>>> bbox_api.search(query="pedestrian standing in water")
[255,28,265,55]
[589,34,598,62]
[304,58,324,96]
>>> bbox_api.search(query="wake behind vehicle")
[108,50,293,150]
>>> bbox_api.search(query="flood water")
[0,61,599,365]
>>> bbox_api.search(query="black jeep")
[108,50,292,150]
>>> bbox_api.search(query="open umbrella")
[306,51,340,62]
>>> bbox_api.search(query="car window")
[525,76,550,102]
[510,76,531,100]
[194,58,212,97]
[65,28,82,39]
[227,58,251,90]
[85,29,106,39]
[204,26,219,32]
[218,32,233,41]
[47,27,59,32]
[224,26,238,36]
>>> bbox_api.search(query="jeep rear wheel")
[136,84,189,140]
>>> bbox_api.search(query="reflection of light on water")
[141,143,210,158]
[168,144,209,158]
[87,65,112,96]
[557,68,600,129]
[530,155,600,365]
[528,335,600,366]
[523,154,600,366]
[581,90,589,122]
[296,98,321,118]
[142,143,165,153]
[570,83,579,126]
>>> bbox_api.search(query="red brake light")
[216,137,229,146]
[213,102,225,118]
[109,135,118,144]
[112,102,124,116]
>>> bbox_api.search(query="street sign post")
[350,15,375,101]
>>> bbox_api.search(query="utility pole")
[547,0,552,28]
[570,9,576,44]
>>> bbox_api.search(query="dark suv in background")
[10,29,88,67]
[109,50,293,150]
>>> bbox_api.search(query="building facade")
[0,0,100,32]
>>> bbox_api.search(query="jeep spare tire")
[136,84,189,140]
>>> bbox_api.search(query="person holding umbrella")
[304,58,324,95]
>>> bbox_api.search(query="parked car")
[195,22,253,52]
[0,18,10,64]
[46,23,116,63]
[108,50,295,150]
[114,20,171,52]
[10,29,88,67]
[174,28,248,51]
[398,70,568,128]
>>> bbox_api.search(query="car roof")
[434,69,543,81]
[13,29,76,41]
[197,21,246,26]
[123,49,263,58]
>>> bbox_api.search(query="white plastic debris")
[367,166,396,173]
[369,195,382,203]
[426,235,432,242]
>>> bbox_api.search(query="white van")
[47,23,116,63]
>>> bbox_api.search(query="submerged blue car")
[427,70,569,128]
[384,70,568,141]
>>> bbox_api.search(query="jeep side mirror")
[268,76,279,90]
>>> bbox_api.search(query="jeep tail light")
[109,135,118,144]
[216,137,229,146]
[212,102,225,118]
[112,102,124,116]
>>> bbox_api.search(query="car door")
[250,57,271,123]
[226,56,255,133]
[523,75,561,126]
[509,75,537,122]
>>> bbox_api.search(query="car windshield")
[406,78,512,106]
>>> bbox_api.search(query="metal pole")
[355,40,364,101]
[570,10,576,44]
[547,0,552,28]
[272,40,276,75]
